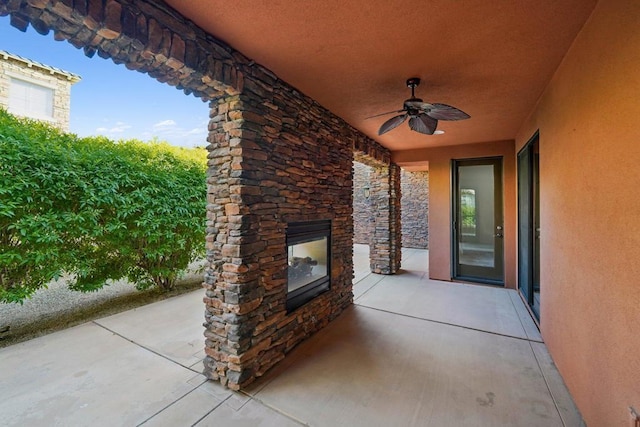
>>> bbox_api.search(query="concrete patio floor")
[0,245,583,426]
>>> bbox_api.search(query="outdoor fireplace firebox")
[286,220,331,312]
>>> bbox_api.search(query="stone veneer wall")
[400,170,429,249]
[369,163,402,274]
[353,161,373,245]
[4,0,397,390]
[0,54,77,131]
[354,163,429,250]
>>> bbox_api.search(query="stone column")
[352,161,373,245]
[401,170,429,249]
[369,163,402,274]
[203,94,271,388]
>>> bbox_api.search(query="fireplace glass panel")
[286,220,331,312]
[288,237,328,293]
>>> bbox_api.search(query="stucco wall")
[393,140,517,288]
[515,1,640,425]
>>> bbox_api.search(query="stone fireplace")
[202,54,397,390]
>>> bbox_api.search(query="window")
[9,78,54,121]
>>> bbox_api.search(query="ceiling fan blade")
[409,114,438,135]
[426,103,470,121]
[365,109,405,120]
[405,100,434,110]
[378,114,407,135]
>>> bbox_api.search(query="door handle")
[495,233,503,238]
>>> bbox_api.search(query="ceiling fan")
[368,78,470,136]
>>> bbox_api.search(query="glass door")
[518,134,540,319]
[452,158,504,284]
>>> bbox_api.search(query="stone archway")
[1,0,241,100]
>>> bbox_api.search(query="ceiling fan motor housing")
[406,77,421,88]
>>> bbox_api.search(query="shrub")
[0,109,206,303]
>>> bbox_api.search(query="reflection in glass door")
[452,158,504,284]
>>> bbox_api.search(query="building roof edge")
[0,50,82,82]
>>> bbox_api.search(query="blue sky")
[0,17,210,147]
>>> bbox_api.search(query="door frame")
[451,156,505,286]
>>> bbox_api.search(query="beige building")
[0,50,80,131]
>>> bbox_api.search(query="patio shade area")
[0,245,581,426]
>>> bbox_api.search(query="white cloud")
[94,122,132,134]
[153,119,177,129]
[110,122,131,133]
[187,127,206,135]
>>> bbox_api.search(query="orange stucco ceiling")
[165,0,596,159]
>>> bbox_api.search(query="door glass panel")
[517,134,540,320]
[533,138,541,318]
[458,165,495,268]
[518,146,532,302]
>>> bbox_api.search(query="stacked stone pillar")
[400,170,429,249]
[369,163,402,274]
[202,73,367,389]
[203,94,270,388]
[352,162,373,245]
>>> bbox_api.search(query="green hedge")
[0,109,207,304]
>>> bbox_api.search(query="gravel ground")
[0,260,206,347]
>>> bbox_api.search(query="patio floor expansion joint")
[354,304,539,342]
[135,384,224,427]
[91,321,200,373]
